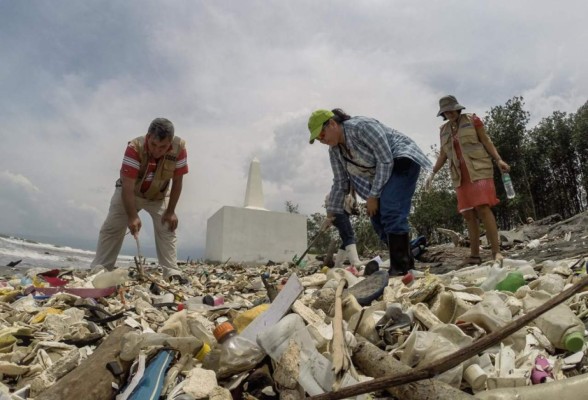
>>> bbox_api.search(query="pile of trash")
[0,253,587,400]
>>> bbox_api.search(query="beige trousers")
[91,188,177,274]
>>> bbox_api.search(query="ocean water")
[0,234,136,270]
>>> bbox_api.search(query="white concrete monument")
[205,158,307,264]
[244,158,266,210]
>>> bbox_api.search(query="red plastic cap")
[402,272,414,285]
[177,303,185,311]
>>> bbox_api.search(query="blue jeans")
[370,158,421,241]
[332,213,356,249]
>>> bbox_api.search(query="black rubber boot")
[407,235,415,270]
[387,233,411,276]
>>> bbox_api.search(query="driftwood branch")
[352,338,474,399]
[309,273,588,400]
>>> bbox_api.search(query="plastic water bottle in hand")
[502,173,515,199]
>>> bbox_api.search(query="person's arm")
[431,146,448,175]
[121,176,141,238]
[326,149,349,215]
[425,146,447,191]
[475,121,510,173]
[162,175,183,231]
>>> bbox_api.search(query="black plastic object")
[107,361,123,376]
[344,270,389,306]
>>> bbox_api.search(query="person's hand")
[497,159,510,173]
[162,211,179,232]
[320,216,334,231]
[366,197,379,217]
[425,172,435,192]
[128,216,142,239]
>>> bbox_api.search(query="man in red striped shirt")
[91,118,189,281]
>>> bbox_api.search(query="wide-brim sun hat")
[437,95,465,117]
[308,109,334,144]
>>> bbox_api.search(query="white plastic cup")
[464,364,487,391]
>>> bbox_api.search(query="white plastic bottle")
[502,173,515,199]
[522,290,585,352]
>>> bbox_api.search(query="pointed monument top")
[244,157,267,210]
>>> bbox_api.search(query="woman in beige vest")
[426,95,510,264]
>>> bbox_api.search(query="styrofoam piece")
[411,303,443,329]
[486,373,528,390]
[452,291,483,303]
[183,367,218,398]
[495,344,516,377]
[563,350,584,365]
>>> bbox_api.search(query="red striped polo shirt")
[120,139,188,192]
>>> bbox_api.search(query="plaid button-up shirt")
[326,116,432,214]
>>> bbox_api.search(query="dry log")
[352,338,474,400]
[309,272,588,400]
[37,325,134,400]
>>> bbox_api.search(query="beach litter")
[0,229,587,399]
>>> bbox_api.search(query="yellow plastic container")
[233,304,270,332]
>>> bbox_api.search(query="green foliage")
[285,201,300,214]
[350,205,386,256]
[572,101,588,209]
[410,146,464,243]
[483,97,530,228]
[306,212,337,254]
[524,111,581,219]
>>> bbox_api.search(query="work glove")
[344,193,360,216]
[424,172,435,192]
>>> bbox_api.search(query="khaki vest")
[129,135,185,200]
[440,114,494,187]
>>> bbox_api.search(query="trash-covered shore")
[1,215,588,400]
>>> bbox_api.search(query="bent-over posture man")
[91,117,188,280]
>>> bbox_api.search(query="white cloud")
[1,171,40,193]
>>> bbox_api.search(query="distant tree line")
[292,96,588,255]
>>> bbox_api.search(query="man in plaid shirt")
[308,108,431,276]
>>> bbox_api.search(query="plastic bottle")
[202,321,264,378]
[502,173,515,199]
[495,272,526,292]
[522,290,586,352]
[92,268,130,288]
[479,264,510,291]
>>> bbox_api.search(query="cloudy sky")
[1,1,587,259]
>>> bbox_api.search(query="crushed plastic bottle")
[202,321,264,379]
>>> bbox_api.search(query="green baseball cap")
[308,109,334,144]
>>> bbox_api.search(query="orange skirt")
[456,161,499,213]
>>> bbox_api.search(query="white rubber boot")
[345,244,362,267]
[334,249,347,268]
